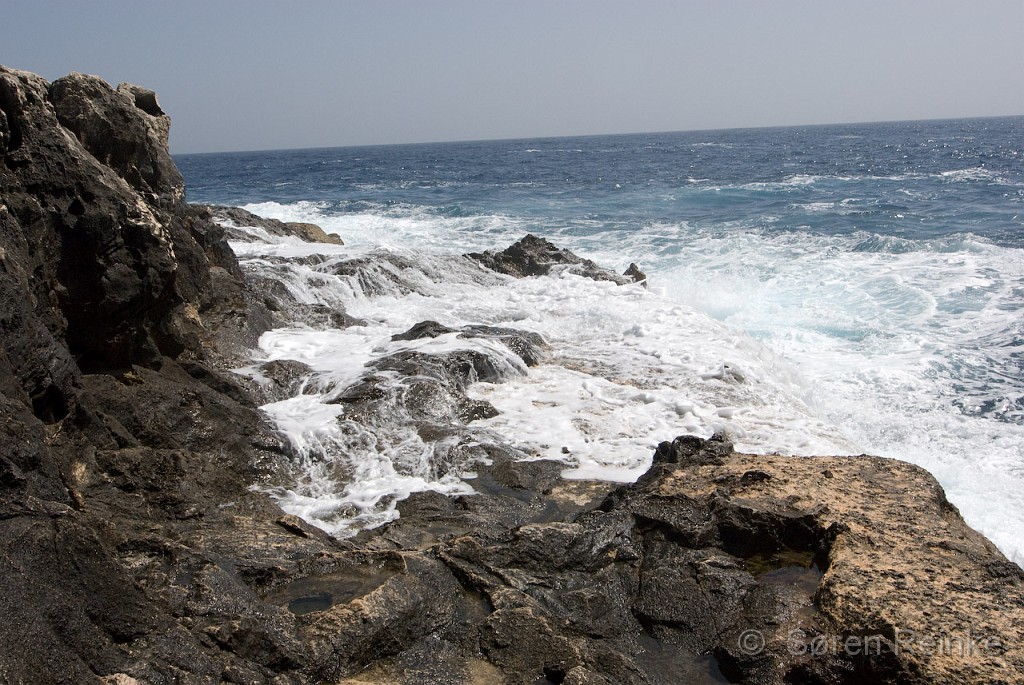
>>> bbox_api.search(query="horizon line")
[171,112,1024,157]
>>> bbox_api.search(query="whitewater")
[178,117,1024,564]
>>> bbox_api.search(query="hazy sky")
[4,1,1022,153]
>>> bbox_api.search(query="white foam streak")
[240,200,527,253]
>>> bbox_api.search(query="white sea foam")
[940,167,1000,183]
[224,206,1024,564]
[691,142,736,149]
[241,200,526,252]
[629,226,1024,563]
[228,221,853,534]
[738,174,819,191]
[794,201,837,213]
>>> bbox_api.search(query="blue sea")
[177,117,1024,562]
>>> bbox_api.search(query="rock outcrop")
[196,204,344,245]
[1,66,1021,685]
[338,434,1022,685]
[0,65,295,683]
[623,261,647,285]
[467,233,635,284]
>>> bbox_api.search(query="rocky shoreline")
[1,66,1021,684]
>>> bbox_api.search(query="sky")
[3,0,1022,154]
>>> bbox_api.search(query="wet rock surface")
[467,233,635,285]
[2,66,1022,685]
[196,204,344,245]
[0,64,296,683]
[623,261,647,285]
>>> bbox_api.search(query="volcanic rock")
[0,64,290,682]
[467,233,633,284]
[623,261,647,285]
[49,73,184,208]
[197,204,344,245]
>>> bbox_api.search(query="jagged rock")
[354,450,600,552]
[390,319,455,341]
[2,67,174,372]
[0,495,162,683]
[1,67,270,373]
[299,554,463,682]
[334,321,543,434]
[49,73,184,207]
[375,348,507,389]
[327,252,424,297]
[393,320,547,366]
[254,359,317,402]
[467,233,632,284]
[623,261,647,286]
[617,443,1024,684]
[375,435,1022,685]
[284,221,344,245]
[0,65,296,682]
[334,351,502,426]
[478,604,586,683]
[652,431,733,466]
[460,324,547,366]
[198,204,344,245]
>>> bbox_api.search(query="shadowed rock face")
[0,65,290,683]
[0,67,265,374]
[1,66,1021,685]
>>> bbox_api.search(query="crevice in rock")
[124,87,163,117]
[540,664,567,683]
[30,383,69,424]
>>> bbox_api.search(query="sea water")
[177,117,1024,563]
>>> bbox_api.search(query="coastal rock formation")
[197,204,344,245]
[467,233,635,284]
[623,261,647,285]
[0,65,291,683]
[49,74,184,208]
[340,435,1022,685]
[617,438,1024,684]
[1,65,1022,685]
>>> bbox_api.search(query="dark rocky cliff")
[0,66,291,683]
[1,66,1021,685]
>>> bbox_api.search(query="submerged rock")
[392,319,547,366]
[326,320,546,467]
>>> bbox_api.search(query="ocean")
[176,117,1024,563]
